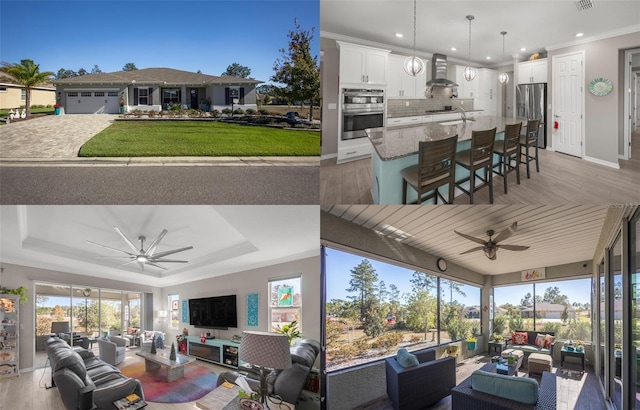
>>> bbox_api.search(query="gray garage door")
[66,91,120,114]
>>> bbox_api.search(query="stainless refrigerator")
[516,83,547,148]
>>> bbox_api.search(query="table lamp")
[239,331,292,408]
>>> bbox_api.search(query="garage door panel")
[66,91,119,114]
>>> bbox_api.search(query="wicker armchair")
[385,348,456,410]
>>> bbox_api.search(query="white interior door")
[552,52,584,157]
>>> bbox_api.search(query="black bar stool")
[455,127,497,204]
[493,122,522,194]
[519,119,540,178]
[401,135,458,204]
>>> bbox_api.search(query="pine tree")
[170,342,176,360]
[150,335,156,354]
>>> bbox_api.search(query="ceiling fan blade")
[147,262,168,271]
[460,246,485,255]
[498,244,531,251]
[152,246,194,258]
[145,229,168,257]
[454,230,487,245]
[94,255,135,259]
[151,259,189,263]
[117,260,138,268]
[87,241,136,257]
[113,227,141,254]
[493,222,518,244]
[138,261,145,272]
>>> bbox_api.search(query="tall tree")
[1,59,53,116]
[441,279,466,304]
[221,63,251,79]
[90,64,102,74]
[345,259,379,321]
[77,68,88,76]
[122,62,138,71]
[271,19,320,120]
[55,68,77,79]
[542,286,568,305]
[410,271,436,295]
[521,292,532,306]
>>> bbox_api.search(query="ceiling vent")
[575,0,595,11]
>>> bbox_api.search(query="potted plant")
[119,100,125,114]
[272,320,301,345]
[54,103,61,115]
[445,345,460,357]
[466,336,477,351]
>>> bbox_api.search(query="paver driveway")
[0,114,117,158]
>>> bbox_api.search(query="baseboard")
[584,155,620,169]
[320,153,337,161]
[545,146,555,152]
[19,367,34,373]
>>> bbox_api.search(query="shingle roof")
[0,73,55,89]
[52,68,262,86]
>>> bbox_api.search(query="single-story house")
[519,302,576,320]
[52,67,262,114]
[0,74,56,109]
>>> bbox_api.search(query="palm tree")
[1,59,54,116]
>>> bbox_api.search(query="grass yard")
[78,121,320,157]
[0,107,54,116]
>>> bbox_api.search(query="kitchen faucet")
[453,106,466,126]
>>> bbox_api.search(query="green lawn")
[78,121,320,157]
[0,107,54,116]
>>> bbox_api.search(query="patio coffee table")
[136,351,195,382]
[561,346,585,372]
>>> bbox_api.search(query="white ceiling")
[0,205,319,287]
[322,205,608,275]
[321,0,640,66]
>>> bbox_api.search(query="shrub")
[147,110,156,118]
[255,118,272,125]
[508,313,524,333]
[210,110,220,118]
[233,108,245,115]
[222,108,232,115]
[493,315,508,335]
[371,332,403,351]
[410,335,421,343]
[258,108,270,116]
[245,108,256,115]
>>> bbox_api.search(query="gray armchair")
[97,336,127,366]
[385,348,456,410]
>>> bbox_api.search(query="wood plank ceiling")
[321,205,608,275]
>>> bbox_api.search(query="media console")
[185,336,241,368]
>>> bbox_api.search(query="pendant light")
[463,15,476,81]
[498,31,510,84]
[403,0,425,76]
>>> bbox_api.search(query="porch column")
[181,86,186,109]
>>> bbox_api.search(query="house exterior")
[0,78,56,110]
[52,67,262,114]
[519,302,576,320]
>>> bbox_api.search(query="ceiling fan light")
[498,72,509,84]
[404,56,425,76]
[464,66,476,81]
[136,255,148,263]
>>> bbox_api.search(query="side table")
[561,347,585,372]
[488,340,503,355]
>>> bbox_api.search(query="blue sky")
[0,1,319,85]
[325,248,591,307]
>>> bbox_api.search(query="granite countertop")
[367,116,526,161]
[387,109,484,119]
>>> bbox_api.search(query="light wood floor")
[3,347,320,410]
[354,354,609,410]
[321,130,640,205]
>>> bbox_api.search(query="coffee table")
[491,361,518,377]
[196,384,296,410]
[136,351,195,382]
[561,346,585,372]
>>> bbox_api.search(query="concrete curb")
[0,156,320,167]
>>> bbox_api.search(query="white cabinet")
[387,116,424,127]
[455,65,480,98]
[0,295,19,379]
[475,68,498,116]
[517,59,547,84]
[387,54,427,98]
[337,41,390,86]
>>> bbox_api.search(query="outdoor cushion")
[544,334,556,348]
[396,348,419,368]
[512,331,528,345]
[471,369,539,405]
[535,333,546,348]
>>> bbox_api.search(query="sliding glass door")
[631,210,640,409]
[611,234,623,409]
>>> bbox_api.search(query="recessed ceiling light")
[486,56,491,60]
[395,33,403,38]
[520,47,526,51]
[451,47,457,51]
[576,32,584,37]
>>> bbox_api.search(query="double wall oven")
[342,88,385,140]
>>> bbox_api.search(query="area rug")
[120,361,218,403]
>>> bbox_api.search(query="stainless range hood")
[426,53,458,87]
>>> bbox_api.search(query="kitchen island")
[367,116,526,204]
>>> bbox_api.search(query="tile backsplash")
[387,87,474,118]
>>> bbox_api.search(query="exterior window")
[162,88,181,104]
[94,92,105,97]
[168,294,179,329]
[107,92,118,97]
[68,92,78,97]
[21,89,26,100]
[0,87,7,92]
[269,276,302,338]
[81,92,91,97]
[138,88,148,105]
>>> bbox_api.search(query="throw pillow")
[513,331,528,345]
[535,334,546,348]
[154,332,165,349]
[544,334,556,348]
[144,330,154,339]
[396,348,419,368]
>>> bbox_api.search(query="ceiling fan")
[88,227,193,271]
[454,222,530,260]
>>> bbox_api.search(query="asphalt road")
[0,166,319,204]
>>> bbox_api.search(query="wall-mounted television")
[189,295,237,329]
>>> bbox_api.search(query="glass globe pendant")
[464,15,476,82]
[498,31,510,84]
[403,0,425,77]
